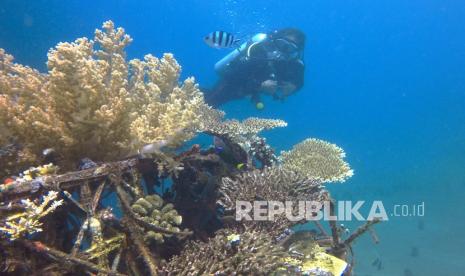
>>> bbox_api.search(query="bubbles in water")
[222,0,271,37]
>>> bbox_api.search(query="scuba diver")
[204,28,305,108]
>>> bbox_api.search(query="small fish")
[42,148,55,157]
[139,140,169,157]
[372,258,383,270]
[227,233,241,246]
[410,246,419,257]
[417,220,424,231]
[204,31,239,48]
[213,136,225,154]
[30,178,44,193]
[236,163,245,170]
[78,158,97,170]
[403,268,414,276]
[276,228,293,242]
[42,148,57,164]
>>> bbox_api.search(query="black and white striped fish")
[204,31,239,48]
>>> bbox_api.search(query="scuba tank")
[214,33,267,76]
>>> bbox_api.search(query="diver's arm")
[286,60,304,90]
[207,57,270,107]
[205,80,243,107]
[276,60,304,95]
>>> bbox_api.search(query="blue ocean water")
[1,0,465,275]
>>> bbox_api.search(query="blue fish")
[213,136,225,153]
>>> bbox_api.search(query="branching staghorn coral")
[0,191,63,240]
[219,166,324,211]
[128,53,209,149]
[0,48,65,176]
[0,21,212,174]
[249,136,280,167]
[281,138,354,183]
[163,228,296,275]
[219,167,325,235]
[83,234,125,262]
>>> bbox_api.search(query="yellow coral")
[0,191,63,240]
[128,54,206,147]
[0,21,211,171]
[281,138,354,183]
[18,163,58,181]
[84,235,125,260]
[0,48,67,159]
[301,251,348,275]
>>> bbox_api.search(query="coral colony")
[0,21,379,275]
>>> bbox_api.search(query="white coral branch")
[0,191,63,240]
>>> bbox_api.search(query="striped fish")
[204,31,239,48]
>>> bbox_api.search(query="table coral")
[281,138,354,183]
[0,21,212,174]
[200,109,287,166]
[203,114,288,142]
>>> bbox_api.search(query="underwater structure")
[0,22,379,275]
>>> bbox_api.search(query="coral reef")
[200,108,286,168]
[0,144,37,178]
[203,112,287,145]
[163,228,296,275]
[0,21,211,174]
[131,194,183,243]
[280,230,349,275]
[219,166,324,210]
[0,21,378,276]
[219,167,326,235]
[249,136,280,167]
[281,138,354,183]
[17,163,58,182]
[0,191,63,240]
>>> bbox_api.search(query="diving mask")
[273,38,302,60]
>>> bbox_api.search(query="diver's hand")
[280,81,296,96]
[261,79,278,94]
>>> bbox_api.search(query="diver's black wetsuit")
[205,29,305,107]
